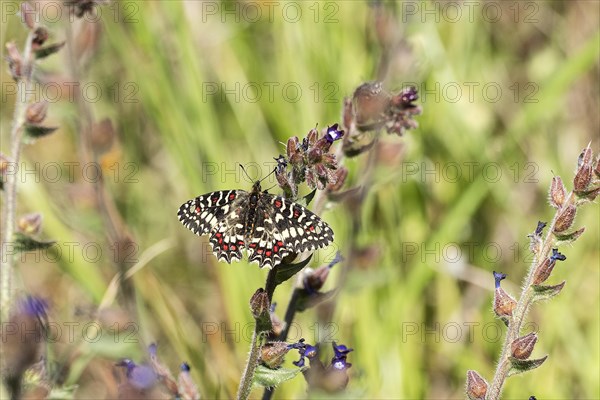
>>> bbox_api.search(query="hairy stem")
[1,31,36,321]
[487,192,575,400]
[236,327,262,400]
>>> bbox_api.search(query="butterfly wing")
[177,190,245,235]
[245,194,334,268]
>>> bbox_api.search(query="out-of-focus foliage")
[1,1,598,398]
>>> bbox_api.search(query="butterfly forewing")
[177,183,334,268]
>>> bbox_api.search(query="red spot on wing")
[274,199,282,208]
[215,232,222,238]
[195,206,201,213]
[257,248,264,254]
[222,244,228,251]
[276,241,284,247]
[229,193,236,201]
[249,243,257,248]
[218,238,223,244]
[273,246,279,252]
[293,209,300,218]
[308,225,315,232]
[211,196,219,203]
[265,250,272,257]
[231,245,237,251]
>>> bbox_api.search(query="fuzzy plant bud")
[573,147,593,194]
[260,342,291,369]
[17,212,43,235]
[549,176,567,208]
[493,271,516,318]
[32,27,49,49]
[250,288,270,320]
[553,205,576,233]
[594,155,600,179]
[20,1,36,29]
[26,101,49,124]
[533,249,566,285]
[177,363,200,400]
[465,370,488,400]
[529,221,547,254]
[511,332,538,360]
[6,42,23,81]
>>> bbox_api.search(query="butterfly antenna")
[259,167,277,183]
[239,164,254,181]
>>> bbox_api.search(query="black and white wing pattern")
[177,182,334,269]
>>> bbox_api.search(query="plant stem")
[486,192,574,400]
[1,31,35,321]
[236,327,262,400]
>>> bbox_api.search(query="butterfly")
[177,180,334,268]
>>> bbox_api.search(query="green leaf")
[252,365,305,389]
[554,227,585,244]
[25,125,58,139]
[274,254,312,286]
[302,189,317,206]
[532,281,566,302]
[34,41,65,59]
[14,233,55,252]
[508,355,548,376]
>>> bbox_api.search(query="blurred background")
[1,1,599,398]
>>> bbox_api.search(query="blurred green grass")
[1,1,599,398]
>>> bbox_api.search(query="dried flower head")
[17,212,43,235]
[260,341,291,369]
[549,176,567,208]
[26,101,48,124]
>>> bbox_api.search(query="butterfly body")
[178,181,333,268]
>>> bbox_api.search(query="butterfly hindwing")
[269,195,334,253]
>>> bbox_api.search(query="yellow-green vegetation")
[1,1,598,399]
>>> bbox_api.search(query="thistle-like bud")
[465,370,488,400]
[260,342,291,369]
[17,212,43,235]
[511,332,538,360]
[533,249,566,285]
[549,176,567,208]
[594,155,600,179]
[493,271,516,318]
[250,288,269,319]
[553,205,576,233]
[26,101,48,124]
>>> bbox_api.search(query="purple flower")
[181,362,191,372]
[291,339,318,368]
[330,342,353,371]
[534,221,547,236]
[550,248,566,262]
[116,359,157,390]
[325,124,344,144]
[493,271,507,289]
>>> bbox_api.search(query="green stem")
[236,327,262,400]
[1,31,36,322]
[486,192,575,400]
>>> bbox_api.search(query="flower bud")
[533,249,566,285]
[178,363,200,400]
[553,205,576,233]
[32,27,49,48]
[250,288,270,321]
[594,156,600,179]
[573,166,593,194]
[577,145,593,168]
[511,332,538,359]
[465,370,488,400]
[493,272,516,317]
[327,166,348,192]
[17,212,43,235]
[6,42,23,81]
[549,176,567,208]
[20,1,36,29]
[26,101,48,124]
[260,342,290,369]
